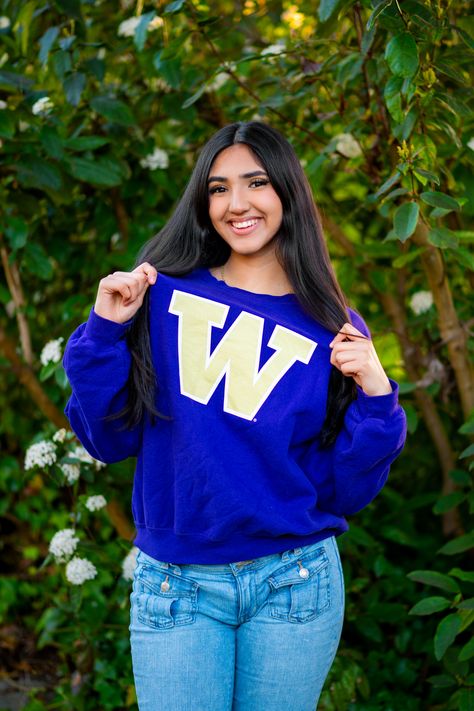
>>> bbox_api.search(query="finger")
[329,322,369,347]
[133,262,158,284]
[111,272,150,300]
[103,275,133,301]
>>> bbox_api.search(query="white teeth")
[231,219,259,229]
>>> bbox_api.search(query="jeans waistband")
[137,537,335,575]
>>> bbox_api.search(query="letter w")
[169,290,317,421]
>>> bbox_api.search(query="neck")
[220,255,294,296]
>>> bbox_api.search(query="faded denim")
[129,535,344,711]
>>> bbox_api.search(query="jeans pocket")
[133,562,200,630]
[267,545,330,623]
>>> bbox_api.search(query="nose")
[228,186,250,214]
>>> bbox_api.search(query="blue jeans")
[129,535,344,711]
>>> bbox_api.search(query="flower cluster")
[32,96,54,116]
[410,290,434,315]
[60,463,81,485]
[334,133,362,159]
[0,100,7,109]
[85,494,107,512]
[122,546,138,581]
[140,147,169,170]
[261,43,286,57]
[25,440,57,470]
[66,557,98,585]
[49,528,79,562]
[118,14,163,38]
[70,443,106,470]
[0,16,11,30]
[40,337,64,366]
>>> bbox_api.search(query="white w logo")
[169,290,317,420]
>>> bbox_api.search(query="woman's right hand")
[94,262,158,324]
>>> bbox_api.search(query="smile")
[228,218,262,234]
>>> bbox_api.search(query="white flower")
[0,16,11,30]
[52,428,67,443]
[118,16,140,37]
[334,133,362,158]
[49,528,79,562]
[32,96,54,116]
[261,43,286,56]
[0,100,7,109]
[148,76,172,93]
[25,440,57,470]
[70,444,106,470]
[122,546,139,581]
[140,147,169,170]
[205,72,230,93]
[60,462,81,485]
[148,16,164,31]
[468,137,474,151]
[40,337,64,366]
[65,556,97,585]
[97,47,106,59]
[18,121,29,132]
[410,290,434,315]
[85,494,107,512]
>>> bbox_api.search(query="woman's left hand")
[329,322,393,396]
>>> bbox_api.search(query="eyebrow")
[207,170,268,184]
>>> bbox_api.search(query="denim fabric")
[129,535,344,711]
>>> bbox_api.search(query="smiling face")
[207,143,283,260]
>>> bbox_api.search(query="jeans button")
[298,567,309,579]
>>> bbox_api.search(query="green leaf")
[90,96,136,126]
[38,26,59,65]
[39,361,58,382]
[64,136,110,151]
[373,171,400,199]
[393,202,419,241]
[384,76,404,123]
[23,243,53,280]
[457,598,474,610]
[459,637,474,661]
[433,492,465,514]
[40,126,65,160]
[438,532,474,556]
[460,443,474,459]
[428,227,458,249]
[64,72,86,106]
[67,156,126,187]
[164,0,185,12]
[421,191,461,211]
[16,158,63,192]
[408,596,451,616]
[413,168,440,185]
[385,32,419,78]
[407,570,460,593]
[134,11,156,52]
[434,613,461,660]
[15,1,36,56]
[5,217,28,250]
[54,0,83,20]
[0,110,15,139]
[459,419,474,435]
[182,84,207,109]
[450,568,474,584]
[427,674,456,688]
[366,0,393,31]
[319,0,343,23]
[459,687,474,711]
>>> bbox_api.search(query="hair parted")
[104,121,357,448]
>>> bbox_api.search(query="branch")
[412,221,474,420]
[323,216,462,535]
[1,244,33,365]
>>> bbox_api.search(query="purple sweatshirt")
[62,267,407,563]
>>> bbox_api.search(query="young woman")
[63,121,407,710]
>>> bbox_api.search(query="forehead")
[209,143,264,175]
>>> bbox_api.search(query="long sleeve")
[315,378,407,516]
[62,307,142,464]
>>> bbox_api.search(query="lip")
[227,217,263,236]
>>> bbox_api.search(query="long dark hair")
[105,121,357,448]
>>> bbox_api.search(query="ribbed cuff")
[83,307,133,345]
[354,378,400,418]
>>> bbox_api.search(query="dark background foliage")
[0,0,473,708]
